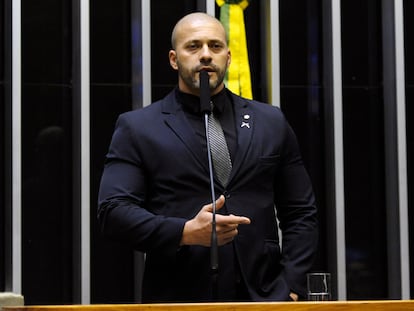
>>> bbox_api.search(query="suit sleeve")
[274,121,319,299]
[97,114,186,255]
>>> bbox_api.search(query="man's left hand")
[289,292,299,301]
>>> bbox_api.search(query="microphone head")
[199,70,211,114]
[200,69,209,85]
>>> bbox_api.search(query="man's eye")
[187,43,198,50]
[211,43,223,50]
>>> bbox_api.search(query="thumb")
[204,195,226,212]
[215,195,226,210]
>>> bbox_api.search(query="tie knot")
[210,101,221,116]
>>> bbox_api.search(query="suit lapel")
[161,91,209,173]
[228,95,254,185]
[159,90,255,187]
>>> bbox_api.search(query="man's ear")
[169,50,178,70]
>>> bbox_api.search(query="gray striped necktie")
[208,104,232,186]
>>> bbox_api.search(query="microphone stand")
[199,70,219,301]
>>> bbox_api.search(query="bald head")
[171,12,227,49]
[168,12,231,96]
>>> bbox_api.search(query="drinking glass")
[307,272,331,301]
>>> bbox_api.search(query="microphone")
[199,69,219,300]
[199,70,212,114]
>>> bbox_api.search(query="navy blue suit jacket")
[98,89,318,302]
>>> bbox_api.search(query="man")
[98,12,318,303]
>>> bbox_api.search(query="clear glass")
[307,272,331,301]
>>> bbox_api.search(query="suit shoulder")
[120,100,162,119]
[230,93,285,120]
[249,99,283,115]
[117,91,174,127]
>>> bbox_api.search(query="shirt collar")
[175,87,229,116]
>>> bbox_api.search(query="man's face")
[169,17,231,96]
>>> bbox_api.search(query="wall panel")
[341,0,388,299]
[279,0,328,280]
[90,0,135,304]
[0,0,6,291]
[403,0,414,299]
[20,0,74,304]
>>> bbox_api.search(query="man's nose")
[200,45,212,62]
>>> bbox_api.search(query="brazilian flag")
[216,0,253,99]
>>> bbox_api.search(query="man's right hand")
[180,195,251,247]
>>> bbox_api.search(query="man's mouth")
[197,66,215,73]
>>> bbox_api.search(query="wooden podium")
[3,301,414,311]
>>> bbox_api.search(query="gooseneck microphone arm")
[199,70,219,300]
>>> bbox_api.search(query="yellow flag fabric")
[216,0,253,99]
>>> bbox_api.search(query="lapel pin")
[241,114,251,128]
[241,121,250,128]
